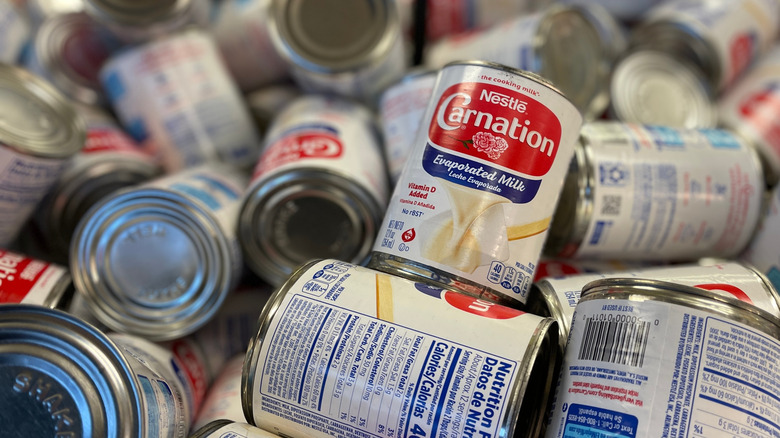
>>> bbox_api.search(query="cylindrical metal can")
[545,278,780,438]
[242,259,560,438]
[556,0,663,21]
[0,64,85,247]
[718,43,780,187]
[70,163,246,340]
[527,261,780,351]
[191,420,282,438]
[100,28,261,173]
[630,0,780,93]
[423,4,621,120]
[34,103,160,262]
[545,122,765,262]
[209,0,289,92]
[0,305,193,437]
[742,183,780,293]
[378,68,437,185]
[609,50,718,129]
[192,354,246,430]
[370,61,582,305]
[23,11,119,106]
[238,95,388,286]
[0,248,73,307]
[83,0,210,43]
[266,0,407,103]
[0,0,30,63]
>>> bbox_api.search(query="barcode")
[601,195,621,216]
[577,316,651,367]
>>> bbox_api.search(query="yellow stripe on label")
[375,274,394,322]
[507,217,551,241]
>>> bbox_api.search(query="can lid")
[537,4,613,120]
[31,12,118,106]
[0,64,85,158]
[270,0,399,72]
[610,50,716,128]
[70,187,236,340]
[0,305,142,437]
[581,277,780,338]
[240,170,382,286]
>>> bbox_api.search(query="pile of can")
[1,0,780,437]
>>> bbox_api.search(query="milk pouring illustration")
[370,61,582,304]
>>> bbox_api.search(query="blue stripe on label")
[646,126,684,148]
[563,404,637,438]
[422,144,541,203]
[170,183,221,210]
[698,129,741,149]
[102,70,126,102]
[126,118,149,143]
[589,220,611,245]
[137,375,159,438]
[191,174,240,199]
[767,267,780,294]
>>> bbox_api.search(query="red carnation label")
[253,132,343,179]
[428,82,562,177]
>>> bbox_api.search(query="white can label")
[248,260,543,438]
[0,146,67,246]
[192,355,246,430]
[100,30,260,172]
[251,96,388,205]
[425,14,542,71]
[575,123,763,261]
[374,63,582,302]
[649,0,780,89]
[718,45,780,175]
[542,262,780,337]
[204,422,282,437]
[546,298,780,438]
[379,73,437,184]
[109,333,192,438]
[0,2,29,63]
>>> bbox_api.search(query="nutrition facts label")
[256,294,517,438]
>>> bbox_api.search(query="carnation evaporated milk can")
[370,60,583,305]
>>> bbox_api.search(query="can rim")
[188,419,235,438]
[527,280,570,352]
[0,64,85,158]
[268,0,401,73]
[32,12,113,106]
[84,0,190,27]
[70,187,236,340]
[581,277,780,338]
[239,169,382,286]
[0,304,143,437]
[38,149,160,260]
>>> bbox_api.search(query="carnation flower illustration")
[472,132,508,160]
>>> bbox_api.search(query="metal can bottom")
[369,251,512,306]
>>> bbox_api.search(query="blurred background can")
[238,94,388,286]
[70,163,245,340]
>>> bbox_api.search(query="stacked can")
[370,60,582,306]
[242,259,560,438]
[0,63,85,248]
[545,278,780,438]
[23,11,119,106]
[423,3,624,119]
[526,261,780,350]
[611,0,780,128]
[719,43,780,187]
[238,94,388,286]
[545,122,765,262]
[0,305,193,437]
[70,164,245,340]
[33,103,160,262]
[83,0,210,44]
[100,28,261,173]
[266,0,408,103]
